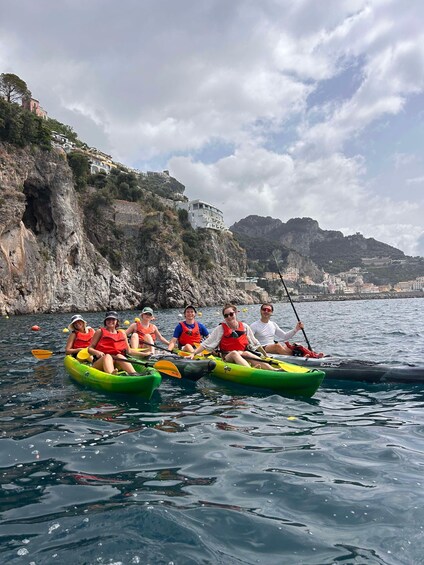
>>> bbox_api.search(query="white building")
[178,199,227,231]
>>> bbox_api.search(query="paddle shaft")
[273,254,313,350]
[140,340,177,355]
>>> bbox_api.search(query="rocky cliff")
[0,143,257,315]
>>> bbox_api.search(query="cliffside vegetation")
[0,97,51,149]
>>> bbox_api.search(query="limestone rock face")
[0,143,255,315]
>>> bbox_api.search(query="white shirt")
[250,320,296,347]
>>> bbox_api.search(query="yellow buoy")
[198,312,202,316]
[63,328,69,333]
[124,320,130,326]
[287,416,297,421]
[134,317,140,322]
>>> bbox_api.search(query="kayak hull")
[64,355,162,398]
[205,356,324,397]
[272,355,424,384]
[135,355,216,382]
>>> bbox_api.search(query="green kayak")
[63,355,162,399]
[202,355,324,397]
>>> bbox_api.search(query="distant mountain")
[230,215,424,285]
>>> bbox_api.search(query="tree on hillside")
[0,73,31,103]
[67,151,90,191]
[45,117,80,144]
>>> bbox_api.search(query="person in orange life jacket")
[125,307,170,356]
[189,303,274,369]
[65,314,95,357]
[167,305,209,353]
[88,311,137,375]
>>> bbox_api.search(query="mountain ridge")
[230,215,424,285]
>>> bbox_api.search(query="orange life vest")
[178,321,201,347]
[73,328,95,349]
[97,328,127,355]
[219,322,249,353]
[136,321,156,342]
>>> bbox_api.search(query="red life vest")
[73,328,94,349]
[136,321,156,342]
[219,322,249,353]
[284,342,324,358]
[97,328,128,355]
[178,321,201,347]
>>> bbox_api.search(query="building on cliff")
[177,199,227,231]
[21,97,48,119]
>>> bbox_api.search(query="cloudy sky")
[1,0,424,255]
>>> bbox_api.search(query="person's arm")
[125,323,136,336]
[168,323,183,350]
[274,321,303,342]
[65,332,76,355]
[190,325,223,356]
[88,329,105,357]
[123,333,132,353]
[154,326,170,346]
[199,323,209,338]
[245,324,267,356]
[168,337,178,351]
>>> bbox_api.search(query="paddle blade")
[153,360,182,379]
[31,349,54,360]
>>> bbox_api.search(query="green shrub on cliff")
[0,98,51,149]
[67,151,90,191]
[44,118,80,145]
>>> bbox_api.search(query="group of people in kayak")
[65,302,315,375]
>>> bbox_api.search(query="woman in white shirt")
[189,303,275,368]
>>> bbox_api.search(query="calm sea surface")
[1,298,424,565]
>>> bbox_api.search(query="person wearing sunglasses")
[188,303,273,368]
[125,307,170,355]
[250,303,304,355]
[167,305,209,353]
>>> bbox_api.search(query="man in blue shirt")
[168,305,209,352]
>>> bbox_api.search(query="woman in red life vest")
[65,314,95,357]
[189,304,273,368]
[167,305,209,353]
[88,311,137,375]
[125,307,170,355]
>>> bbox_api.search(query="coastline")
[289,291,424,303]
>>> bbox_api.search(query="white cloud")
[1,0,424,255]
[407,175,424,185]
[168,145,422,254]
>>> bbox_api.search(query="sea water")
[0,298,423,564]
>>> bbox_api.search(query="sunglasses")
[261,308,272,313]
[143,313,153,316]
[223,312,235,318]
